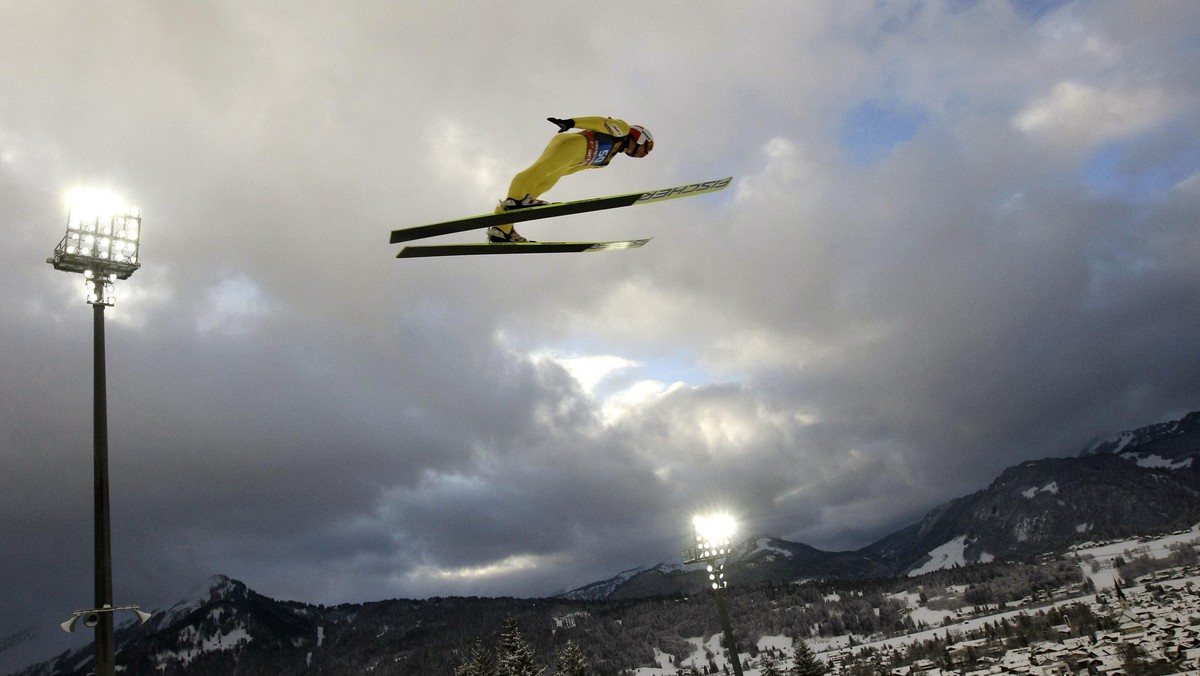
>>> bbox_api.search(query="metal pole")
[713,585,744,676]
[93,302,115,676]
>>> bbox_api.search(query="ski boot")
[499,195,550,210]
[487,195,547,242]
[486,226,531,243]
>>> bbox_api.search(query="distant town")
[639,529,1200,676]
[822,563,1200,675]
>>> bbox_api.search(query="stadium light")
[684,512,744,676]
[693,513,736,559]
[47,188,142,305]
[46,189,144,676]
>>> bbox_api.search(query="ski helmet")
[628,125,654,157]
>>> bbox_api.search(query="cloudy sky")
[3,0,1199,665]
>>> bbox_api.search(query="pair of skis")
[390,176,732,258]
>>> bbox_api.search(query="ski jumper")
[494,117,635,233]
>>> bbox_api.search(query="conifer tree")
[760,652,783,676]
[498,616,544,676]
[553,639,587,676]
[457,636,499,676]
[790,637,826,676]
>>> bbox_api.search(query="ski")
[396,238,651,258]
[389,176,732,244]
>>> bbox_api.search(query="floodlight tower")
[684,513,744,676]
[46,190,145,676]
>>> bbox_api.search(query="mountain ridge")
[562,410,1200,599]
[11,410,1200,675]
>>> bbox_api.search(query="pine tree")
[498,617,544,676]
[553,639,587,676]
[760,653,783,676]
[790,637,826,676]
[457,637,499,676]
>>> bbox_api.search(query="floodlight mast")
[46,195,143,676]
[684,514,744,676]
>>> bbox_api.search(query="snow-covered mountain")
[1082,411,1200,465]
[861,452,1200,572]
[557,565,660,601]
[14,575,319,676]
[867,410,1200,573]
[18,575,666,676]
[564,410,1200,599]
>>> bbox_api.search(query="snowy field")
[633,525,1200,675]
[633,634,801,676]
[1070,523,1200,590]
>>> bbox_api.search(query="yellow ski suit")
[494,116,637,235]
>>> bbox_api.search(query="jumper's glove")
[547,117,574,133]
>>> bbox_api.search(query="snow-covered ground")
[633,633,801,676]
[907,536,969,577]
[906,535,995,578]
[1071,522,1200,590]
